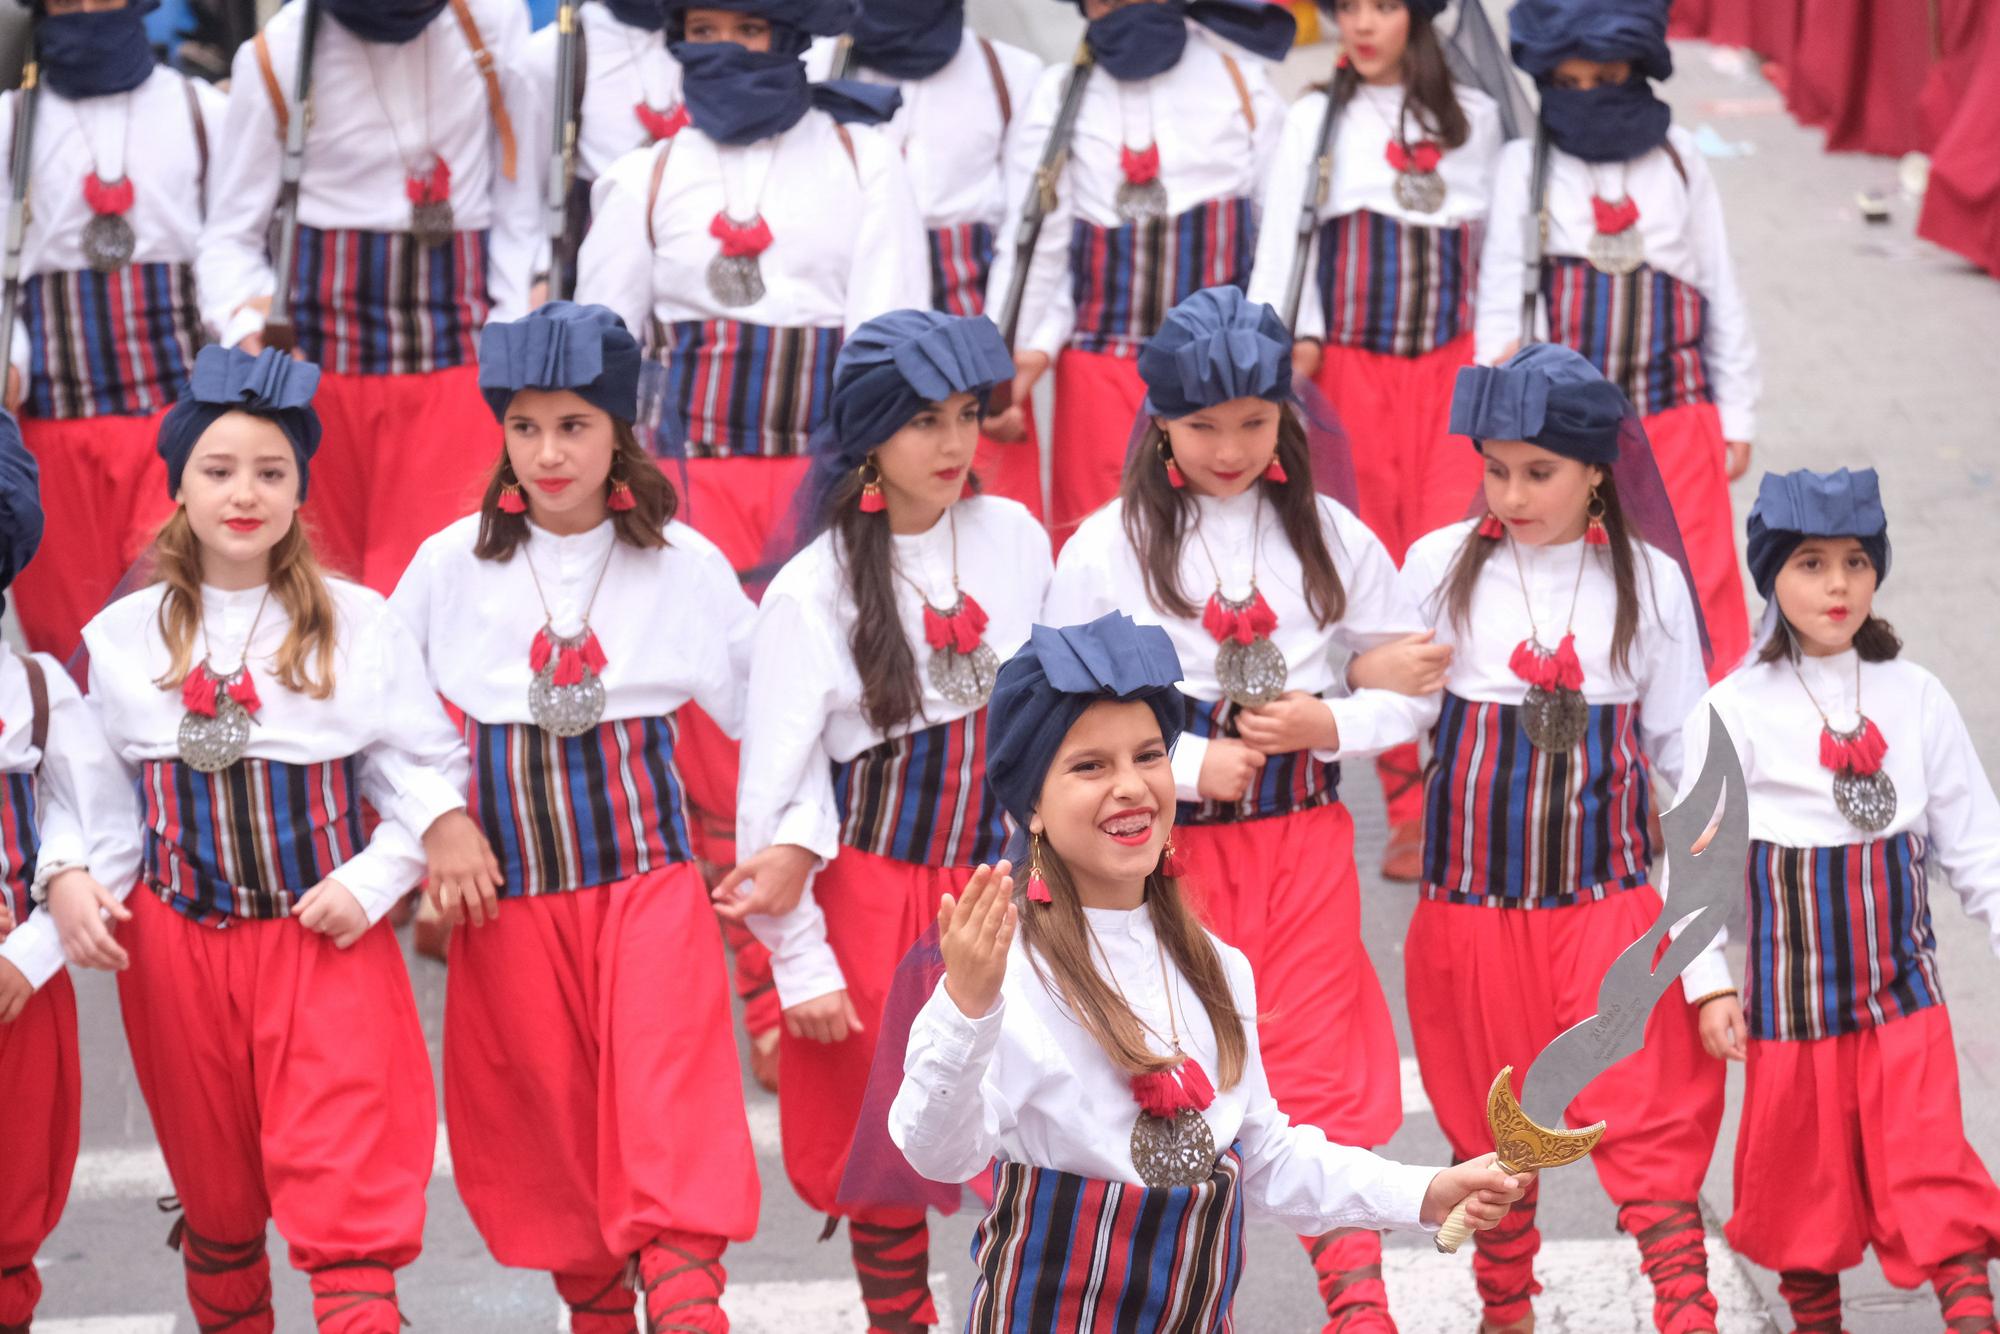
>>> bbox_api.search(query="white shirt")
[890,901,1439,1232]
[1676,651,2000,996]
[1246,83,1504,343]
[0,652,145,991]
[804,30,1043,237]
[0,68,224,377]
[573,110,929,338]
[986,24,1286,359]
[1474,126,1761,441]
[497,5,684,292]
[1399,520,1710,792]
[81,579,471,923]
[738,496,1053,1007]
[200,0,536,344]
[1044,490,1430,800]
[390,514,754,730]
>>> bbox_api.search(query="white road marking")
[1384,1238,1768,1333]
[1400,1057,1432,1115]
[556,1272,955,1333]
[36,1319,178,1334]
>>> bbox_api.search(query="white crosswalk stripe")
[35,1319,178,1334]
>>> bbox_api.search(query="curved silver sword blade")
[1518,708,1748,1126]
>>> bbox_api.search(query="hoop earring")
[1025,831,1051,904]
[1585,488,1608,546]
[1156,438,1185,490]
[858,457,886,513]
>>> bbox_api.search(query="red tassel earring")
[498,478,527,514]
[607,473,637,512]
[1025,832,1052,904]
[1585,489,1609,546]
[858,459,886,513]
[1158,440,1185,490]
[1161,839,1187,878]
[1477,512,1505,540]
[1262,454,1288,484]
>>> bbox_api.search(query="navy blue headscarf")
[851,0,964,80]
[1512,0,1673,162]
[479,302,643,425]
[0,412,44,611]
[1745,468,1891,600]
[1450,343,1629,464]
[38,0,159,100]
[1136,286,1292,419]
[605,0,667,31]
[323,0,449,43]
[157,347,323,500]
[1068,0,1294,81]
[668,0,898,143]
[986,613,1185,831]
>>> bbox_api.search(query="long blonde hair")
[150,509,339,700]
[1017,842,1249,1089]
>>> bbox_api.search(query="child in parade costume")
[201,0,536,591]
[806,0,1049,517]
[1247,0,1510,881]
[1476,0,1758,676]
[1,0,222,660]
[723,309,1048,1333]
[390,303,759,1333]
[985,0,1294,541]
[1677,468,2000,1334]
[78,346,472,1334]
[0,416,146,1334]
[1044,287,1434,1333]
[1352,343,1724,1333]
[883,611,1531,1330]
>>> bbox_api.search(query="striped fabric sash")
[832,711,1007,868]
[290,225,490,376]
[1542,257,1712,418]
[1068,196,1256,357]
[929,221,996,318]
[661,319,844,459]
[0,771,39,929]
[1177,696,1340,826]
[23,263,205,420]
[1419,692,1653,908]
[1314,210,1477,358]
[965,1144,1246,1334]
[142,757,366,925]
[1746,833,1940,1042]
[466,715,693,898]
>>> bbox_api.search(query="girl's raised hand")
[939,860,1016,1020]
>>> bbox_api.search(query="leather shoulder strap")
[834,122,858,178]
[977,36,1011,130]
[183,75,210,198]
[1661,136,1689,185]
[644,136,675,250]
[448,0,519,182]
[1218,52,1255,132]
[254,30,289,141]
[22,653,48,757]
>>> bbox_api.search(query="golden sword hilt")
[1433,1066,1605,1255]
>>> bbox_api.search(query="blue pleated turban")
[1137,286,1292,419]
[479,301,643,425]
[1449,343,1630,464]
[824,309,1014,468]
[157,346,322,499]
[1745,467,1890,599]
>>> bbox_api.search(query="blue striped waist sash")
[142,757,366,925]
[1746,832,1939,1041]
[289,224,490,376]
[1543,257,1713,418]
[928,221,995,318]
[1068,196,1256,357]
[465,715,692,898]
[661,319,843,459]
[1175,695,1340,826]
[23,262,205,420]
[0,770,39,929]
[831,711,1008,868]
[1315,210,1476,358]
[1419,691,1653,908]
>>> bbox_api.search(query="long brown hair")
[151,509,339,700]
[473,420,677,561]
[1438,470,1654,678]
[1122,411,1346,628]
[1016,839,1248,1089]
[1327,6,1472,151]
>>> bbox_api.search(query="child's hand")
[1291,339,1324,380]
[1197,738,1267,801]
[47,869,132,971]
[1420,1153,1532,1230]
[785,989,864,1044]
[1235,692,1338,754]
[1348,631,1453,697]
[423,809,503,928]
[712,844,818,922]
[1697,992,1747,1062]
[295,878,370,949]
[940,861,1017,1020]
[0,958,30,1022]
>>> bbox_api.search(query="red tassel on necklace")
[1477,512,1506,540]
[709,212,774,258]
[406,156,452,206]
[182,665,220,717]
[1591,194,1640,235]
[921,595,989,655]
[529,627,555,674]
[1384,140,1443,175]
[580,630,609,676]
[1508,633,1584,692]
[84,172,135,216]
[635,101,689,142]
[1201,588,1279,646]
[226,671,262,717]
[1820,717,1888,776]
[553,646,586,687]
[1131,1057,1216,1119]
[1120,143,1161,186]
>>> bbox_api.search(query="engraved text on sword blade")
[1518,708,1748,1127]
